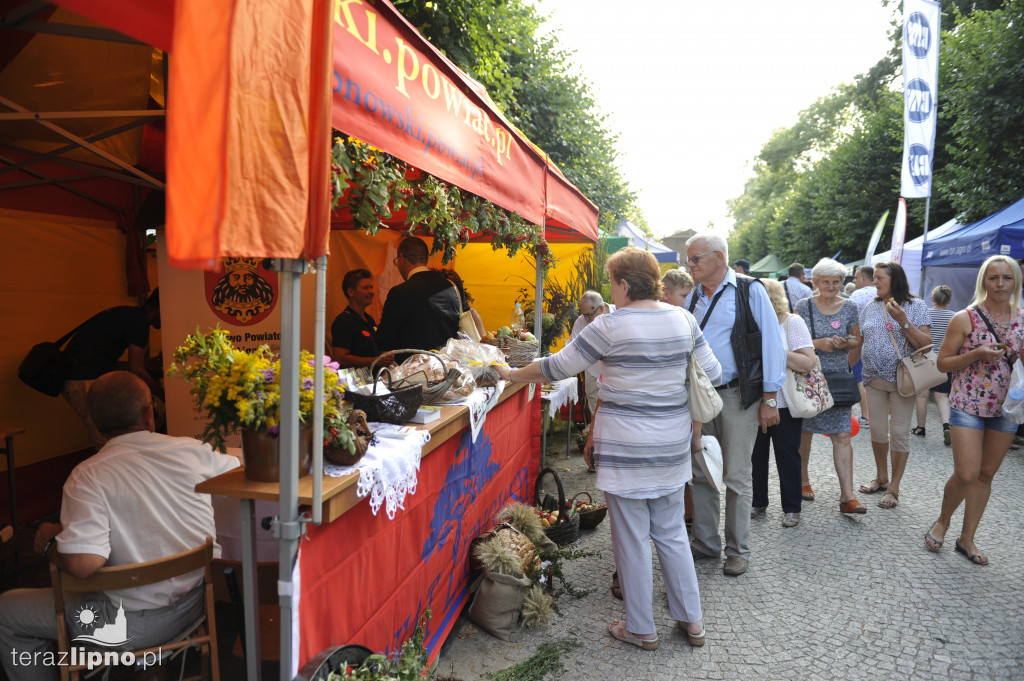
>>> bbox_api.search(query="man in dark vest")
[685,234,786,576]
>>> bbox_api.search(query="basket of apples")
[533,467,580,545]
[569,492,607,529]
[483,326,539,368]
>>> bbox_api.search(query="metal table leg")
[540,400,549,469]
[240,498,262,681]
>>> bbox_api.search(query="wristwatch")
[761,397,778,408]
[902,322,911,329]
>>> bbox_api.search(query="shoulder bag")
[17,322,87,397]
[885,316,946,397]
[684,313,723,422]
[808,301,860,407]
[781,316,834,418]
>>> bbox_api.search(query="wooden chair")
[50,537,220,681]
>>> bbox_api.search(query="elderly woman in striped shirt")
[496,247,721,651]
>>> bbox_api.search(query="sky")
[536,0,897,240]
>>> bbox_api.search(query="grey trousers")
[690,386,758,559]
[0,586,203,681]
[607,487,702,637]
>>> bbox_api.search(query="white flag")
[901,0,940,198]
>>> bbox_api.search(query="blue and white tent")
[614,218,679,264]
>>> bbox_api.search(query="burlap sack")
[467,569,532,641]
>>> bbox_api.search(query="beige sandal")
[859,478,889,494]
[877,490,899,509]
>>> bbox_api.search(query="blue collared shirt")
[686,269,786,392]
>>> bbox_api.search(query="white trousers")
[607,486,702,636]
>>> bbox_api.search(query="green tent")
[749,253,787,276]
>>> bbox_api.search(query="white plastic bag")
[1001,358,1024,424]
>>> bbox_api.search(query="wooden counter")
[196,382,528,523]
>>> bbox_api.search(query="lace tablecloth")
[322,426,430,518]
[438,381,506,441]
[540,377,578,418]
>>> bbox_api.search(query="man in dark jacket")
[375,237,460,352]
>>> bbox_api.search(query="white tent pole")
[312,255,327,524]
[920,196,932,297]
[274,258,306,681]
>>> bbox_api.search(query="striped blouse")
[929,307,956,350]
[540,304,721,498]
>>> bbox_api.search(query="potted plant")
[169,328,356,480]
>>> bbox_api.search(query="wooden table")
[196,383,529,681]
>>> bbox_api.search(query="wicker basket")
[376,349,460,406]
[569,491,607,530]
[323,409,374,466]
[534,467,580,545]
[344,369,422,425]
[484,337,539,368]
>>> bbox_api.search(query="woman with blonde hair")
[495,247,720,649]
[794,258,866,514]
[750,278,816,527]
[925,256,1024,564]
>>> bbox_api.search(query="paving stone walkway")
[436,401,1024,680]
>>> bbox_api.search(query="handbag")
[17,323,86,397]
[781,316,834,418]
[807,301,860,407]
[451,283,481,342]
[885,324,946,397]
[684,313,723,422]
[1002,358,1024,424]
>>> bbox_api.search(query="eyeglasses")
[392,254,404,266]
[579,310,596,319]
[686,251,715,267]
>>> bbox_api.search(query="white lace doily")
[440,381,505,441]
[323,428,430,518]
[540,377,578,418]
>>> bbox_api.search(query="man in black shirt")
[61,289,161,447]
[331,269,380,368]
[375,237,461,352]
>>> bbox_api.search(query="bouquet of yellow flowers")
[169,328,355,454]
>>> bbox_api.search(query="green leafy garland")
[331,133,556,273]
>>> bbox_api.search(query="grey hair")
[685,233,728,262]
[579,290,604,308]
[811,257,847,280]
[88,371,151,436]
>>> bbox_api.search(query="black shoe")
[943,425,951,446]
[912,426,926,437]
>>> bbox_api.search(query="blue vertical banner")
[901,0,941,198]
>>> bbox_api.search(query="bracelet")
[41,537,55,559]
[509,369,516,383]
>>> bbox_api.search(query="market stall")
[3,2,597,680]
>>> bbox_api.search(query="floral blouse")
[859,298,930,384]
[950,306,1024,417]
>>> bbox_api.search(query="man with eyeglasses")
[684,234,786,577]
[569,290,612,425]
[375,236,462,353]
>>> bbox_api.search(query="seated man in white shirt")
[0,372,239,681]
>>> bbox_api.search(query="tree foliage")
[729,0,1024,266]
[392,0,637,228]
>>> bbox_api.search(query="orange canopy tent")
[3,0,597,676]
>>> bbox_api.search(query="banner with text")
[900,0,940,198]
[332,0,546,226]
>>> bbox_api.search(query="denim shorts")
[949,408,1018,434]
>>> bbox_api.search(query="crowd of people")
[499,242,1021,651]
[5,236,1020,669]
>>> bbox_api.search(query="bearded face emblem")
[205,258,278,325]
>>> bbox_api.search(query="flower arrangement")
[329,610,430,681]
[169,328,354,454]
[332,133,556,274]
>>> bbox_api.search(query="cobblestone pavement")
[436,402,1024,680]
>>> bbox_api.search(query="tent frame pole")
[920,196,931,297]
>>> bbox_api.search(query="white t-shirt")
[785,278,813,307]
[849,286,878,312]
[777,315,813,410]
[57,431,239,610]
